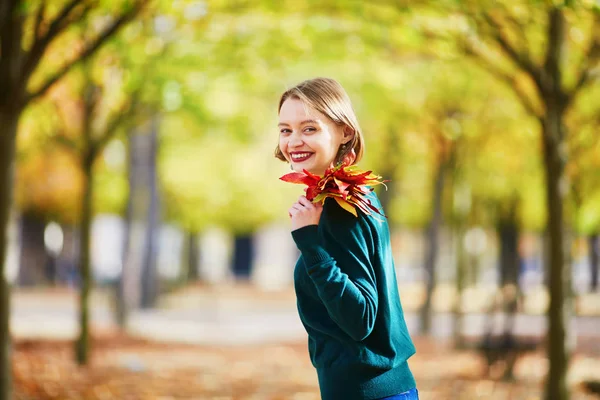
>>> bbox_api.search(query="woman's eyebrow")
[278,119,319,127]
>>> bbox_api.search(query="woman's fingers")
[289,203,301,213]
[288,198,323,229]
[298,196,314,208]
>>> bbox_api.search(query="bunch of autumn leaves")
[280,163,388,218]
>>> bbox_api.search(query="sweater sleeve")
[291,209,378,342]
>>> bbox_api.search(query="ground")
[13,333,600,400]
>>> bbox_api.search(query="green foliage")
[14,0,600,235]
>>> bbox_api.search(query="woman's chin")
[292,163,310,173]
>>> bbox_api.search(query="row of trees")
[1,1,599,400]
[1,1,154,397]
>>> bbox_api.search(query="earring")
[335,144,346,167]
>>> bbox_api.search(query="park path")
[10,284,600,348]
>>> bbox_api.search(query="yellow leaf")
[334,197,358,217]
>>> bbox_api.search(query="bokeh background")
[1,0,600,399]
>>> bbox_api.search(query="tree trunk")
[140,118,159,309]
[186,232,199,282]
[542,8,571,400]
[0,3,25,396]
[497,214,521,380]
[376,126,401,215]
[499,219,520,290]
[232,234,254,280]
[120,118,160,316]
[542,230,551,287]
[377,172,396,220]
[0,112,18,400]
[17,213,50,286]
[75,156,94,365]
[542,118,571,400]
[453,224,467,348]
[589,234,598,292]
[420,161,445,334]
[116,194,132,328]
[58,224,79,287]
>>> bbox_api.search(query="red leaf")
[280,165,388,218]
[280,172,315,185]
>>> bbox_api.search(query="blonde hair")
[274,77,364,166]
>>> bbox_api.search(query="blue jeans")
[378,387,419,400]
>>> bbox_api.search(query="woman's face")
[278,98,351,176]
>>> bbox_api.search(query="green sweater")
[291,191,416,400]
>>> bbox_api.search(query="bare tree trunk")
[420,161,445,334]
[75,156,94,365]
[376,126,401,215]
[453,224,467,348]
[140,118,159,309]
[17,213,50,286]
[542,9,571,400]
[498,211,520,380]
[499,216,520,291]
[116,192,132,328]
[186,232,199,282]
[121,118,160,315]
[542,119,571,400]
[377,171,396,219]
[0,113,18,400]
[590,234,598,292]
[117,145,136,327]
[232,234,254,280]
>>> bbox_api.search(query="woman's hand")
[288,195,323,231]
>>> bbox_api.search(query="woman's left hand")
[288,195,323,231]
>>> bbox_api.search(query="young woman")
[275,77,419,400]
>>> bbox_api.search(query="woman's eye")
[280,129,291,134]
[304,127,316,133]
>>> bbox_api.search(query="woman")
[275,77,419,400]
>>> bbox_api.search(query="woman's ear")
[343,125,355,144]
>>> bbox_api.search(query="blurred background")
[1,0,600,399]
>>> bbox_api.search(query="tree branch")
[481,10,544,91]
[463,39,543,120]
[53,131,81,155]
[33,1,47,41]
[24,1,146,106]
[50,100,82,155]
[82,82,101,145]
[38,0,85,43]
[566,15,600,104]
[93,92,142,156]
[497,2,530,55]
[21,0,91,90]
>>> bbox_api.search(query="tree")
[0,0,146,395]
[414,2,600,398]
[51,64,144,364]
[566,104,600,292]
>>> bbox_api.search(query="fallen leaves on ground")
[13,334,600,400]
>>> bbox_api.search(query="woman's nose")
[288,133,303,147]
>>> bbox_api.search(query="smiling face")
[278,97,352,176]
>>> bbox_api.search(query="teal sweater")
[291,191,416,400]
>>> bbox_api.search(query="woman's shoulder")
[321,189,386,230]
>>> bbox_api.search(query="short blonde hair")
[274,77,364,166]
